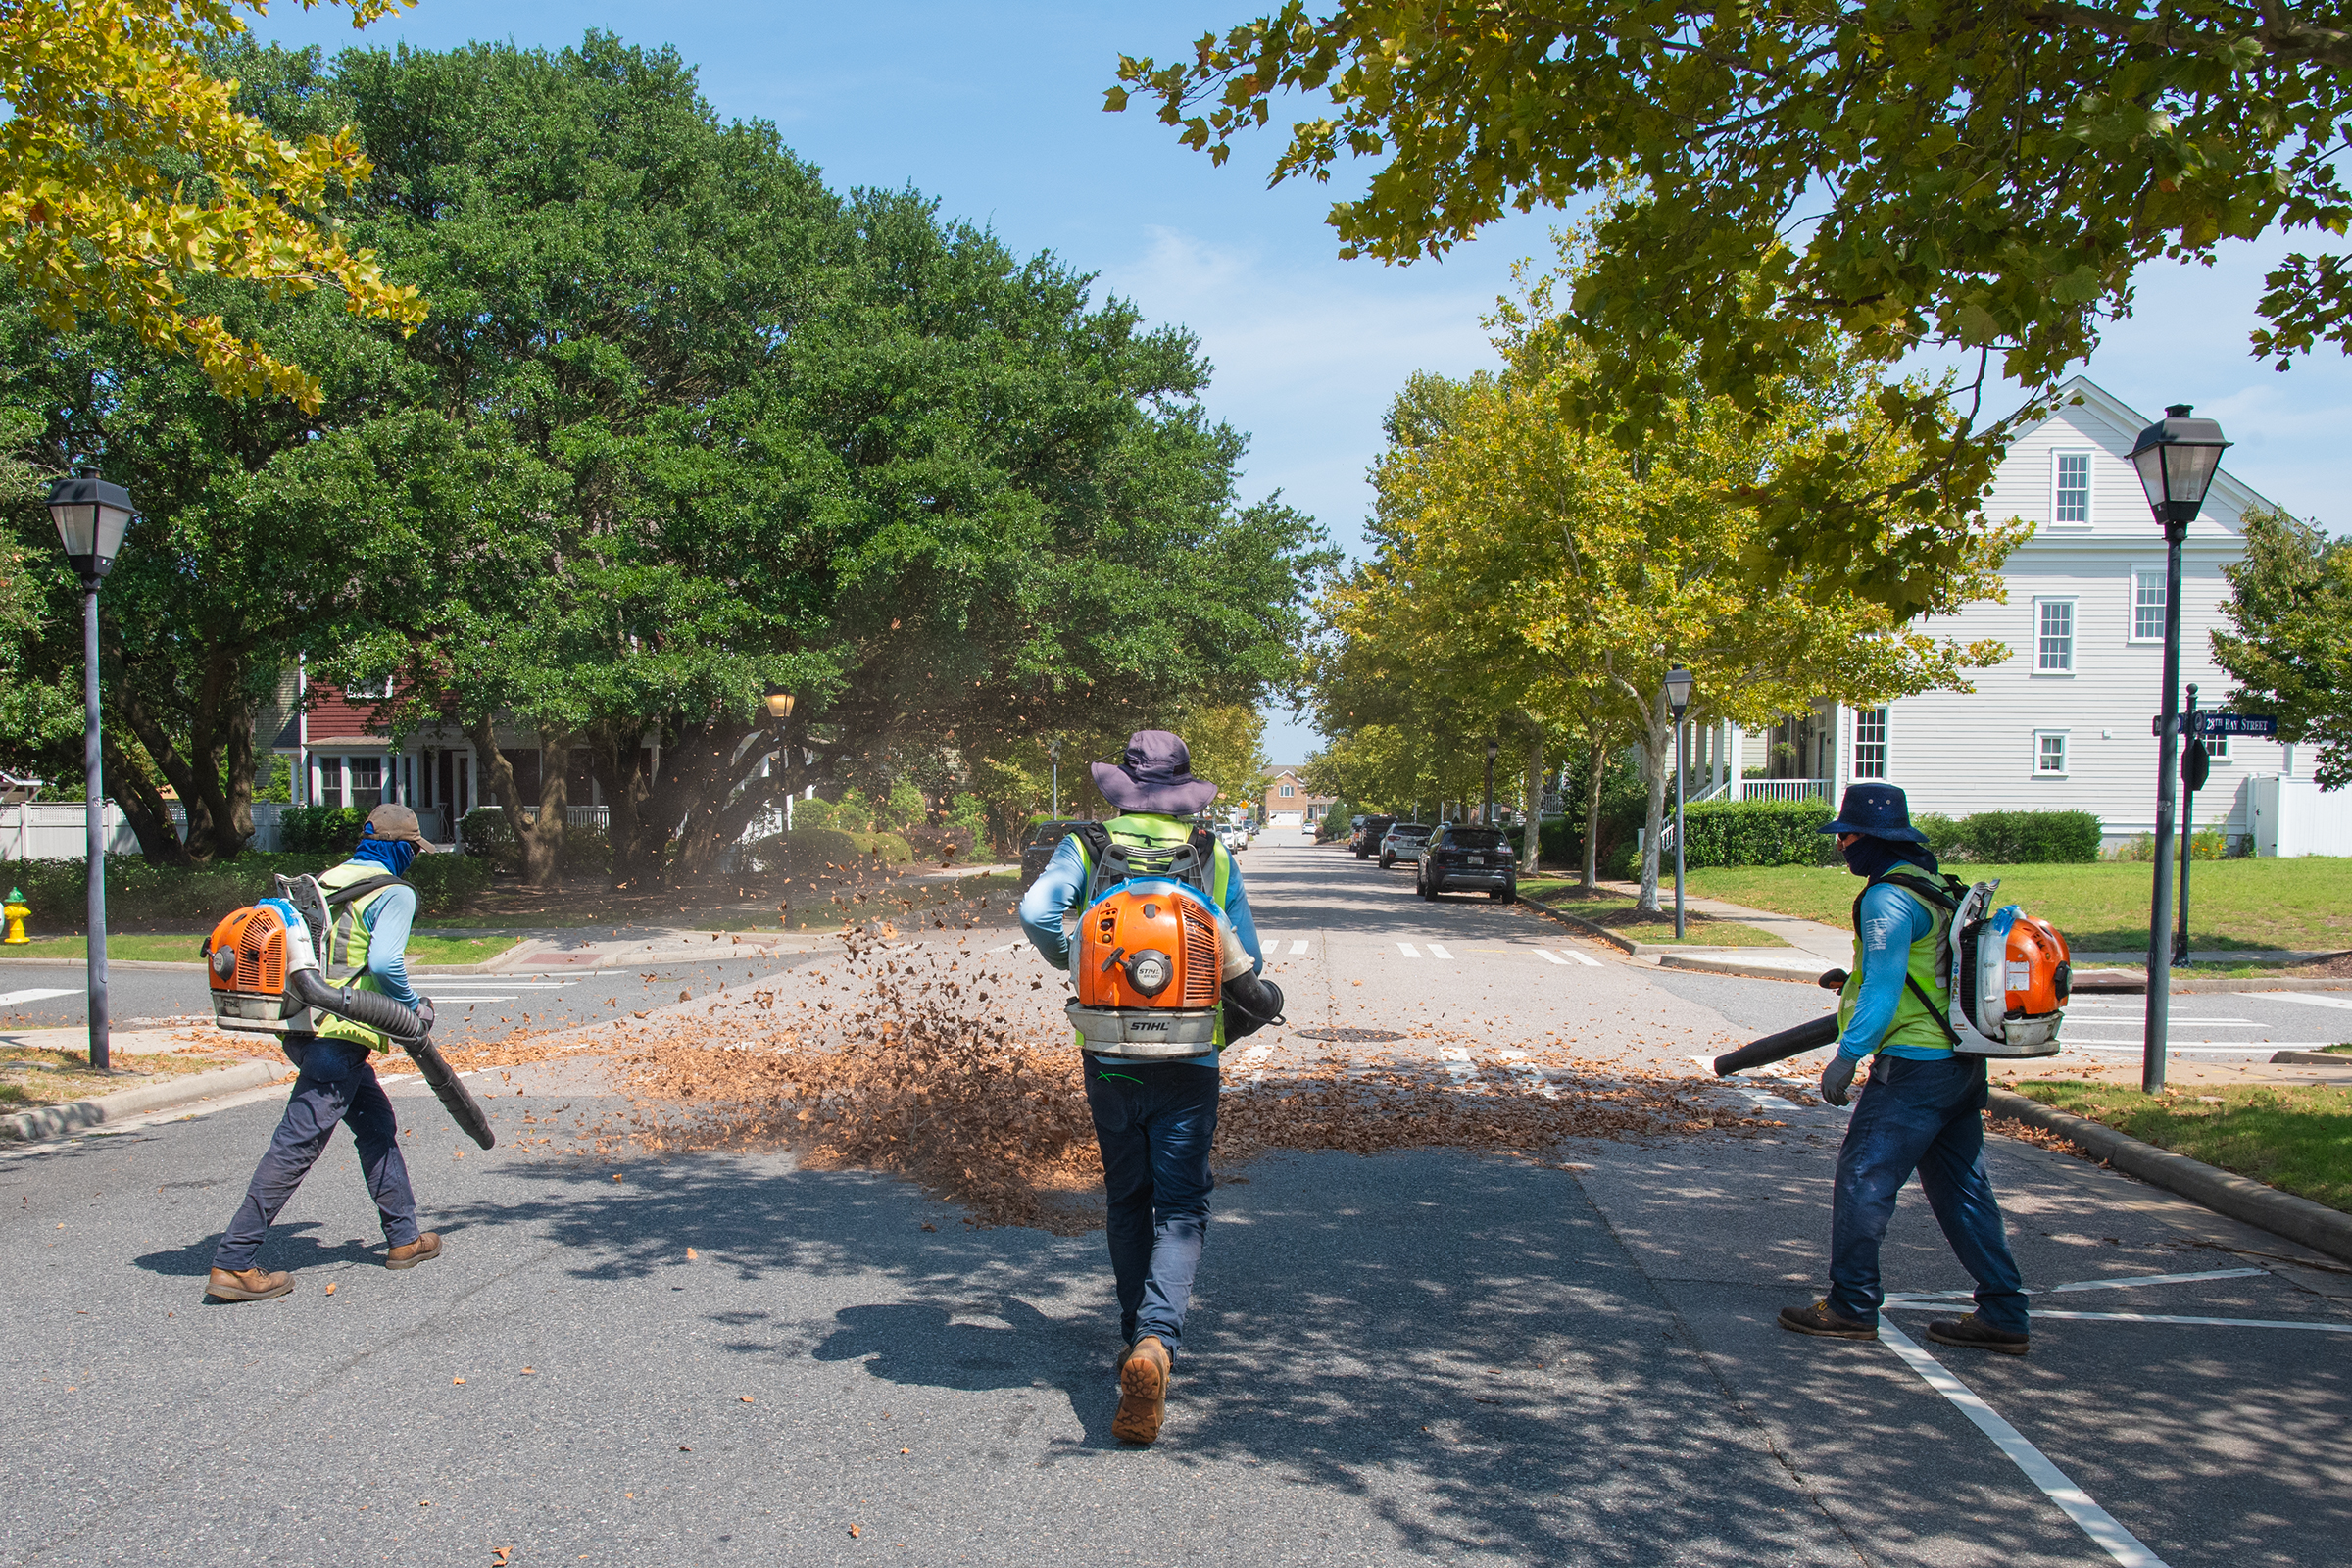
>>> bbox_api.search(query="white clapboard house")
[1685,377,2348,856]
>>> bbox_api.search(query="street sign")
[2149,712,2279,737]
[2182,737,2211,793]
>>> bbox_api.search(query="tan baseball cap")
[364,803,440,851]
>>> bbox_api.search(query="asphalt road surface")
[5,842,2347,1567]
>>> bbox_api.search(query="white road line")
[2250,992,2352,1010]
[1564,947,1602,967]
[1892,1268,2265,1302]
[1534,949,1568,965]
[0,988,76,1007]
[1289,940,1309,956]
[1398,942,1420,958]
[2059,1042,2337,1054]
[1883,1305,2352,1331]
[1426,943,1452,960]
[1879,1322,2170,1568]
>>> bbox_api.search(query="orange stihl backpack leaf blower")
[1063,823,1282,1057]
[204,875,496,1148]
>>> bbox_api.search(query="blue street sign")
[2150,712,2279,738]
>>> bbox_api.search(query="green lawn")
[2012,1079,2352,1214]
[12,932,522,966]
[1685,859,2352,954]
[1521,882,1788,947]
[0,1046,227,1105]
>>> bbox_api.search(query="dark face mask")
[1842,835,1936,880]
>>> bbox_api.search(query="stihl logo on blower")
[205,874,496,1148]
[1062,824,1282,1058]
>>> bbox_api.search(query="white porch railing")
[1740,778,1832,802]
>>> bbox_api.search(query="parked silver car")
[1378,821,1433,870]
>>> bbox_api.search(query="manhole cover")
[1292,1027,1405,1043]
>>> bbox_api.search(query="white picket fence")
[0,800,293,859]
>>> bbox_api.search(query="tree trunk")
[469,717,567,885]
[101,733,193,868]
[1637,690,1671,914]
[1583,733,1607,891]
[1520,736,1543,870]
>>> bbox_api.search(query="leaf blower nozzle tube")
[1712,1014,1839,1077]
[286,970,497,1150]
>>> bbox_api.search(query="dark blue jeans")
[1084,1055,1219,1356]
[213,1037,417,1271]
[1829,1054,2028,1333]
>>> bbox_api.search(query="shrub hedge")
[277,805,370,855]
[1677,798,1839,868]
[7,850,489,931]
[851,831,913,864]
[751,826,862,875]
[1955,809,2103,863]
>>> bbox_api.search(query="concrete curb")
[1524,898,1801,960]
[2271,1050,2352,1066]
[1523,901,1638,955]
[1985,1086,2352,1267]
[1658,952,1836,983]
[1,1059,283,1141]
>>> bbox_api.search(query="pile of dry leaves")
[585,931,1779,1230]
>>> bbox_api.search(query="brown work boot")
[206,1266,294,1302]
[385,1233,442,1271]
[1778,1299,1878,1341]
[1112,1336,1169,1445]
[1927,1313,2030,1356]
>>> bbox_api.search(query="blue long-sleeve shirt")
[1838,881,1942,1062]
[358,884,424,1009]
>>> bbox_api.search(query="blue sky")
[251,1,2350,764]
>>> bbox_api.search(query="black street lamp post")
[1047,738,1061,819]
[2127,405,2230,1095]
[1665,668,1694,940]
[1483,736,1497,826]
[46,474,136,1074]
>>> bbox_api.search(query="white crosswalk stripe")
[0,987,76,1007]
[1288,939,1308,956]
[1534,949,1567,965]
[1397,942,1419,958]
[1425,943,1452,960]
[1563,947,1602,967]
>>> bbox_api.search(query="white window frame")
[2034,730,2070,778]
[2050,448,2094,527]
[2034,596,2078,673]
[2130,566,2167,644]
[342,676,392,701]
[1852,706,1888,780]
[1280,783,1295,798]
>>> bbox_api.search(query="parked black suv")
[1019,818,1093,890]
[1417,824,1518,901]
[1351,814,1397,858]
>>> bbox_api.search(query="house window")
[2035,732,2069,776]
[343,677,392,701]
[2053,450,2091,524]
[2035,599,2076,671]
[2132,569,2166,642]
[1852,708,1887,780]
[1280,784,1295,798]
[349,756,383,810]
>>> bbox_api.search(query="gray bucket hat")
[1090,730,1220,816]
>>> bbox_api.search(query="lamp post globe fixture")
[2127,405,2230,1095]
[1664,668,1694,940]
[46,473,137,1073]
[1482,735,1498,825]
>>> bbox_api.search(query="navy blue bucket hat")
[1821,782,1927,844]
[1091,730,1221,816]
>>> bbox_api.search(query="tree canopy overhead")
[1112,1,2352,614]
[0,0,426,409]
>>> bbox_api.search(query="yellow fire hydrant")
[2,888,28,945]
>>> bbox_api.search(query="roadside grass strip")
[2011,1079,2352,1213]
[1878,1268,2352,1568]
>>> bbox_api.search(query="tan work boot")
[385,1232,442,1271]
[206,1266,294,1302]
[1112,1336,1169,1445]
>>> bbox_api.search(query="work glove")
[1818,1053,1859,1107]
[414,998,437,1035]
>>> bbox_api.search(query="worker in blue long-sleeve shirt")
[1779,784,2032,1356]
[1017,730,1277,1446]
[208,805,445,1301]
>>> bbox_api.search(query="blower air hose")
[287,969,497,1150]
[1712,1013,1840,1077]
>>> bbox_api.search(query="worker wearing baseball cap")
[207,805,446,1301]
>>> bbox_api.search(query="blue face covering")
[350,831,418,878]
[1841,834,1937,882]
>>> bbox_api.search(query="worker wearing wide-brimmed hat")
[207,805,447,1302]
[1017,730,1272,1444]
[1779,783,2031,1356]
